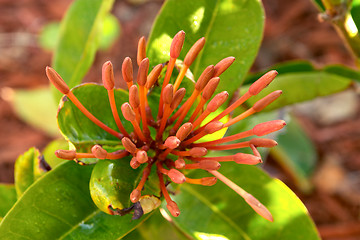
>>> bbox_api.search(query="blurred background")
[0,0,359,239]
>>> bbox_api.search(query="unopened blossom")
[47,30,286,222]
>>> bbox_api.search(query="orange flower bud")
[45,67,70,94]
[249,70,278,95]
[102,61,115,90]
[184,37,205,66]
[213,56,235,77]
[252,120,286,136]
[91,145,108,159]
[170,30,185,58]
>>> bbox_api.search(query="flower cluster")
[46,30,285,222]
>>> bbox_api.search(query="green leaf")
[38,22,60,51]
[241,71,352,111]
[14,147,50,198]
[351,0,360,30]
[42,139,68,169]
[166,163,320,240]
[270,116,317,193]
[0,161,150,239]
[52,0,115,101]
[0,184,17,219]
[125,210,190,240]
[5,87,59,137]
[147,0,264,97]
[57,83,132,148]
[98,14,121,50]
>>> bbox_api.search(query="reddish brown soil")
[1,0,359,239]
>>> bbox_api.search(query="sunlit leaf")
[165,163,320,240]
[0,184,16,219]
[0,161,151,239]
[148,0,264,97]
[5,87,59,137]
[14,147,50,198]
[52,0,115,101]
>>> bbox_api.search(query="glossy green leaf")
[14,147,50,198]
[165,163,320,240]
[42,139,68,169]
[125,210,190,240]
[0,161,151,239]
[147,0,264,97]
[270,116,317,193]
[352,0,360,30]
[0,184,16,219]
[52,0,115,101]
[241,71,352,111]
[57,83,132,148]
[6,87,59,137]
[244,60,360,85]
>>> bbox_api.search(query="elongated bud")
[249,70,278,95]
[55,149,75,160]
[176,122,193,141]
[122,137,137,153]
[168,169,186,184]
[252,90,282,112]
[146,64,163,89]
[137,58,149,86]
[195,65,215,91]
[184,37,205,66]
[122,57,133,83]
[170,30,185,58]
[244,193,273,222]
[46,67,69,94]
[207,91,229,112]
[163,84,174,104]
[201,177,217,186]
[202,77,220,100]
[253,120,286,136]
[102,61,115,90]
[136,150,148,163]
[129,85,140,108]
[189,147,207,157]
[213,57,236,77]
[130,189,141,203]
[204,121,224,134]
[91,145,108,159]
[175,158,186,169]
[250,138,278,148]
[234,153,262,165]
[167,200,180,217]
[121,103,136,121]
[164,136,181,149]
[137,36,146,66]
[130,157,140,169]
[170,88,186,109]
[199,160,221,170]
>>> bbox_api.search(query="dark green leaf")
[57,83,131,148]
[52,0,115,101]
[14,147,49,197]
[351,0,360,30]
[0,161,150,239]
[241,72,352,111]
[0,184,17,219]
[166,163,320,240]
[270,116,317,193]
[125,210,190,240]
[147,0,264,97]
